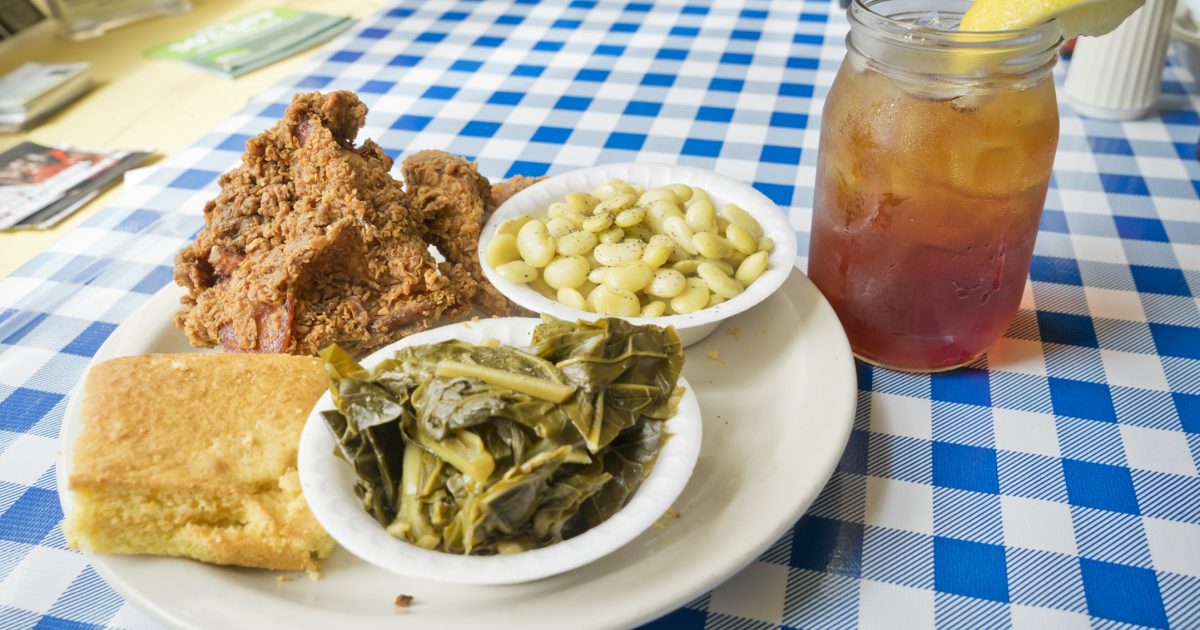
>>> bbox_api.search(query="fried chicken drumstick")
[174,91,537,357]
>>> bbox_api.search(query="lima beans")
[543,256,590,289]
[517,220,556,267]
[557,287,587,310]
[670,284,710,314]
[486,179,772,318]
[693,232,734,260]
[663,216,698,255]
[592,286,640,317]
[646,268,686,298]
[594,240,644,266]
[497,260,537,283]
[722,203,762,237]
[557,230,597,256]
[685,199,716,233]
[736,251,769,286]
[485,233,520,267]
[726,223,758,255]
[698,262,743,298]
[603,261,653,293]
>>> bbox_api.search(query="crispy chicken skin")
[174,91,464,357]
[490,174,544,208]
[174,91,541,357]
[402,150,532,317]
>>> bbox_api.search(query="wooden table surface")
[0,0,386,278]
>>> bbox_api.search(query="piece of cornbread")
[64,353,335,572]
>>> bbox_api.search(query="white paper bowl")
[298,317,702,585]
[479,163,797,346]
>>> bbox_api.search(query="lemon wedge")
[960,0,1144,37]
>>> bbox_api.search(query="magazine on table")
[144,8,354,78]
[0,141,150,230]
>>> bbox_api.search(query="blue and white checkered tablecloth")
[2,0,1199,627]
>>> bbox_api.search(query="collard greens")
[320,316,684,554]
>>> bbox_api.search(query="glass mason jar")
[808,0,1062,373]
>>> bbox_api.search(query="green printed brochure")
[145,8,354,78]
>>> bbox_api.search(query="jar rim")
[850,0,1064,52]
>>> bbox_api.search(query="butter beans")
[546,217,575,239]
[593,180,635,201]
[486,233,520,267]
[594,240,644,266]
[615,206,646,228]
[638,188,677,206]
[646,200,682,232]
[497,214,532,236]
[624,224,653,242]
[592,286,641,317]
[698,262,743,299]
[663,216,698,255]
[543,256,590,290]
[598,227,625,244]
[722,203,762,237]
[670,283,710,314]
[564,208,589,227]
[547,202,570,221]
[736,251,769,286]
[640,300,667,317]
[726,223,758,255]
[642,235,674,268]
[582,212,613,233]
[486,178,772,317]
[646,268,686,298]
[566,192,599,213]
[594,193,637,215]
[685,199,717,234]
[497,260,537,283]
[557,230,598,257]
[604,261,653,293]
[517,220,556,267]
[557,287,587,311]
[665,183,693,203]
[709,259,736,276]
[693,232,734,260]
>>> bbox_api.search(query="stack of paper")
[0,62,92,132]
[145,8,354,78]
[0,142,149,230]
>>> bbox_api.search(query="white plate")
[478,162,798,347]
[57,268,856,630]
[299,317,703,585]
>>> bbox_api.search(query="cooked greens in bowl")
[317,316,685,556]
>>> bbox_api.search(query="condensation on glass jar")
[808,0,1063,373]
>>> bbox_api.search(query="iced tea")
[808,1,1061,372]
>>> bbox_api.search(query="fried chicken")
[175,91,466,356]
[490,174,544,207]
[402,150,532,317]
[174,91,542,357]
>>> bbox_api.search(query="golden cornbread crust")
[65,353,335,572]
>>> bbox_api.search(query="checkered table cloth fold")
[1,0,1198,628]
